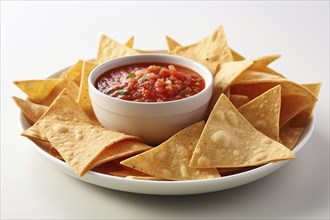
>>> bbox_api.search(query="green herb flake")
[117,90,127,95]
[127,72,135,78]
[141,77,149,82]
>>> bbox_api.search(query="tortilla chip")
[280,83,321,149]
[13,79,57,104]
[231,72,318,127]
[77,61,99,123]
[214,60,255,93]
[121,121,220,180]
[38,120,139,176]
[190,94,295,168]
[209,60,254,113]
[41,72,80,105]
[124,36,135,48]
[218,166,258,176]
[231,49,245,61]
[229,52,285,77]
[96,35,139,64]
[91,140,152,168]
[165,35,181,51]
[169,26,234,75]
[66,60,84,85]
[93,161,150,177]
[233,70,283,84]
[238,85,281,141]
[22,89,92,141]
[49,146,64,160]
[230,95,249,108]
[280,124,305,150]
[249,54,281,70]
[12,96,47,124]
[290,83,321,127]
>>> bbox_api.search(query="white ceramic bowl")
[88,54,213,145]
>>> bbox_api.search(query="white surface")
[1,1,329,219]
[89,54,213,145]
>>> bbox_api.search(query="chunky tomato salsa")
[95,63,205,102]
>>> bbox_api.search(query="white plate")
[17,69,315,195]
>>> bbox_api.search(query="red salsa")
[95,63,205,102]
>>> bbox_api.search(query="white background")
[1,1,329,219]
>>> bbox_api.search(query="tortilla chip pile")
[13,26,320,180]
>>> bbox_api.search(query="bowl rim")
[88,54,213,106]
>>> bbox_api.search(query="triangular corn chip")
[121,122,220,180]
[230,49,245,61]
[190,94,295,168]
[124,36,135,48]
[290,83,321,127]
[230,94,249,108]
[238,85,281,141]
[169,26,234,75]
[96,35,139,64]
[42,72,79,105]
[209,59,254,113]
[66,60,84,85]
[22,89,91,141]
[280,124,305,150]
[91,140,152,168]
[93,161,150,178]
[37,120,139,176]
[249,54,281,70]
[13,79,57,104]
[12,96,47,124]
[77,61,99,123]
[231,72,318,127]
[165,35,181,51]
[280,83,321,149]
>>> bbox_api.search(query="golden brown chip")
[169,26,233,75]
[93,161,149,178]
[124,36,135,48]
[209,60,254,113]
[280,83,321,149]
[121,121,220,180]
[290,83,321,127]
[190,94,295,168]
[38,120,139,176]
[77,61,99,123]
[230,49,245,61]
[249,54,281,71]
[49,146,64,160]
[280,124,305,150]
[212,55,285,109]
[12,96,47,124]
[22,89,92,141]
[96,35,139,64]
[165,35,181,51]
[91,140,152,168]
[92,159,162,179]
[66,60,84,85]
[231,72,317,127]
[41,72,79,105]
[218,166,259,176]
[230,94,249,108]
[228,52,284,77]
[13,79,57,104]
[238,85,281,141]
